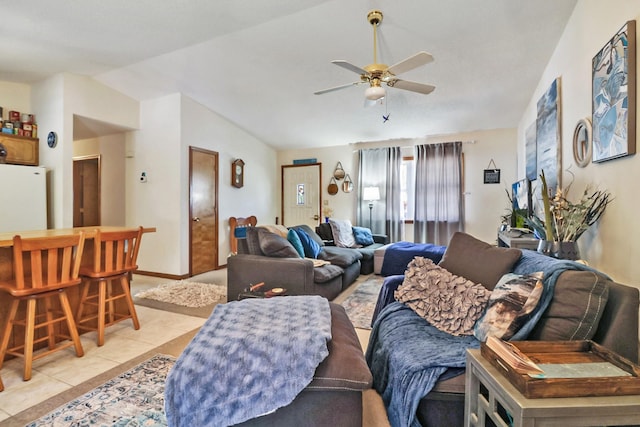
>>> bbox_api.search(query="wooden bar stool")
[0,233,86,382]
[76,227,143,346]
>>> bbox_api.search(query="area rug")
[135,280,226,307]
[27,354,175,426]
[340,275,384,330]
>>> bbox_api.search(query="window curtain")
[413,141,464,246]
[357,147,402,241]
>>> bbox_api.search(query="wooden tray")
[481,340,640,398]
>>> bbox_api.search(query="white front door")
[282,163,321,228]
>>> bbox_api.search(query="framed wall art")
[525,121,537,181]
[536,77,562,191]
[592,20,636,162]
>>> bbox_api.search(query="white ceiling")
[2,0,577,150]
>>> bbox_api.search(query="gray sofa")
[368,232,640,427]
[227,225,362,301]
[315,222,388,274]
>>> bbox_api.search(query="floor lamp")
[363,186,380,231]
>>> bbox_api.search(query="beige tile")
[32,354,120,386]
[0,372,70,415]
[0,409,10,423]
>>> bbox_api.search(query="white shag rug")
[135,281,226,308]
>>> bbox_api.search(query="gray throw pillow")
[257,229,300,258]
[439,232,522,290]
[528,270,610,341]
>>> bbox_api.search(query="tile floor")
[0,273,207,422]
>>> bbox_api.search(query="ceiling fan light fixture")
[365,85,386,100]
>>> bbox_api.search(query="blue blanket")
[380,242,447,276]
[165,296,331,427]
[367,249,601,427]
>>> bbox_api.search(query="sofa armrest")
[373,234,389,244]
[227,254,316,301]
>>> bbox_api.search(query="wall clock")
[47,131,57,148]
[232,158,245,188]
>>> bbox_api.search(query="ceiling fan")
[314,10,435,101]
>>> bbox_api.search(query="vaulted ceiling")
[2,0,577,149]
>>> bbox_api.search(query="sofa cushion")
[353,226,374,246]
[474,272,544,341]
[245,227,264,255]
[329,219,357,248]
[319,246,362,268]
[528,270,610,341]
[294,228,323,258]
[313,264,344,284]
[316,223,334,242]
[395,257,491,336]
[286,229,305,258]
[439,232,522,290]
[260,224,289,238]
[258,229,300,258]
[308,303,373,390]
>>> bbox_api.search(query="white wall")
[278,128,517,245]
[180,95,278,266]
[517,0,640,285]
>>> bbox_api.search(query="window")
[401,157,415,221]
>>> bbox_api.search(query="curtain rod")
[350,140,477,152]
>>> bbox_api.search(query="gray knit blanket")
[165,295,331,427]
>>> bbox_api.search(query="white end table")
[465,348,640,427]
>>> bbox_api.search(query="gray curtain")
[357,147,402,241]
[413,141,464,246]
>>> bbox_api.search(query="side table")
[464,348,640,427]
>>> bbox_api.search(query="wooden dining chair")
[229,216,257,254]
[75,227,143,346]
[0,232,86,382]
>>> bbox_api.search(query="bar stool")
[76,227,143,346]
[0,233,86,381]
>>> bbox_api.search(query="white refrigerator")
[0,164,47,233]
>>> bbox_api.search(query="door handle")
[313,214,319,220]
[192,217,200,222]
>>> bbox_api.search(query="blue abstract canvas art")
[592,20,636,162]
[536,78,561,191]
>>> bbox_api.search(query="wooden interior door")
[281,163,321,228]
[73,156,100,227]
[189,147,218,275]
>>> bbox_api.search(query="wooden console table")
[465,348,640,426]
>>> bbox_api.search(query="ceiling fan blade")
[314,81,363,95]
[332,60,368,75]
[389,79,435,95]
[387,51,434,75]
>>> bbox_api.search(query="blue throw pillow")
[294,228,322,258]
[353,226,374,246]
[286,229,304,258]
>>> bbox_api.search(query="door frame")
[281,163,322,227]
[188,146,219,275]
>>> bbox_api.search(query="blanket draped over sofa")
[366,249,598,427]
[165,296,331,427]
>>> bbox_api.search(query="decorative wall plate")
[333,162,345,180]
[572,117,592,168]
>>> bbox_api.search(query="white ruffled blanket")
[165,295,331,427]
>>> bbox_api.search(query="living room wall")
[517,0,640,286]
[277,127,517,245]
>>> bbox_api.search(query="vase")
[537,240,580,260]
[325,217,330,223]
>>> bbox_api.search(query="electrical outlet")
[140,172,147,183]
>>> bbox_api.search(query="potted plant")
[526,170,612,259]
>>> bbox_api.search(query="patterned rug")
[27,354,175,426]
[340,275,384,330]
[135,280,226,307]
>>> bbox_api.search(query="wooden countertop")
[0,226,157,248]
